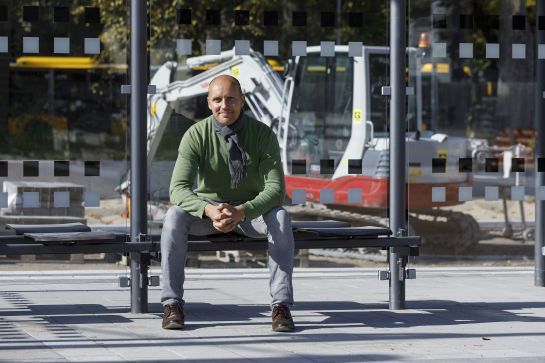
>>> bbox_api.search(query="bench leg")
[388,249,407,310]
[130,252,149,313]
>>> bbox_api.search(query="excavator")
[142,45,480,252]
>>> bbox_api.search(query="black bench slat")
[24,232,118,244]
[291,220,351,229]
[297,226,392,237]
[7,223,91,235]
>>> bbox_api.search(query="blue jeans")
[160,205,294,308]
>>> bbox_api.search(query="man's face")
[207,78,245,125]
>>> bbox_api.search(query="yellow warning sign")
[231,66,240,78]
[353,108,362,124]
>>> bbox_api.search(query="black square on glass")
[511,158,525,172]
[23,161,39,177]
[432,14,447,28]
[320,159,335,174]
[0,161,7,177]
[348,159,362,174]
[478,14,499,29]
[85,7,100,23]
[538,158,545,172]
[23,6,39,22]
[485,158,499,173]
[459,14,473,29]
[321,12,335,27]
[512,15,525,30]
[348,12,362,27]
[432,158,446,173]
[235,10,249,26]
[264,11,278,26]
[54,160,70,177]
[291,160,306,174]
[458,158,473,173]
[54,6,69,22]
[292,11,306,26]
[539,16,545,31]
[85,161,100,176]
[0,6,8,22]
[206,9,221,25]
[176,8,191,24]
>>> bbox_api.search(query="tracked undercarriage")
[285,203,481,254]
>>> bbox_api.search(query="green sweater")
[169,115,285,220]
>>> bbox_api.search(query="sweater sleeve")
[169,127,208,218]
[242,130,285,219]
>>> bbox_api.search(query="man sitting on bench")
[161,75,295,332]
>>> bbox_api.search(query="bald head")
[209,75,243,96]
[207,75,245,125]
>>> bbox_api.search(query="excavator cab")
[287,52,354,177]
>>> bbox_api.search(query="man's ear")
[206,96,213,111]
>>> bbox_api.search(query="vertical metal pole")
[535,0,545,287]
[130,0,148,313]
[389,0,407,309]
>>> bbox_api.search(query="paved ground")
[1,267,545,362]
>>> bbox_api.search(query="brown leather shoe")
[272,304,295,332]
[162,303,185,330]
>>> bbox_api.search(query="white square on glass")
[263,40,278,56]
[235,40,250,55]
[320,41,334,57]
[292,41,307,57]
[176,39,192,55]
[485,186,499,201]
[348,188,362,204]
[23,192,40,208]
[458,186,473,202]
[54,191,70,208]
[0,37,7,53]
[486,43,499,59]
[510,186,525,201]
[512,43,526,59]
[54,37,70,54]
[539,44,545,59]
[432,43,447,58]
[205,39,221,55]
[537,186,545,201]
[84,38,100,54]
[85,191,100,207]
[0,192,7,208]
[459,43,473,58]
[23,37,39,54]
[432,187,446,202]
[291,189,306,205]
[320,189,334,204]
[348,42,362,57]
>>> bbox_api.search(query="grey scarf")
[213,115,246,189]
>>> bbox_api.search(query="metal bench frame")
[0,226,420,310]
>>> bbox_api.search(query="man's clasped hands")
[204,203,246,233]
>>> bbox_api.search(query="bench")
[0,221,420,310]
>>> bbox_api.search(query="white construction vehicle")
[143,45,480,251]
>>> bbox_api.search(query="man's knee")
[164,206,192,225]
[263,207,292,232]
[264,206,290,220]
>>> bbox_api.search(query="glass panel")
[149,0,391,267]
[408,0,536,262]
[0,0,129,263]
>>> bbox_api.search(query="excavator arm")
[146,49,287,166]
